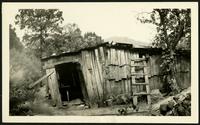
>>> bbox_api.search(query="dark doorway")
[55,62,87,102]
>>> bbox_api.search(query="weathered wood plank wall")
[104,47,131,98]
[80,48,105,105]
[43,45,191,105]
[103,47,191,100]
[46,68,62,106]
[147,54,191,91]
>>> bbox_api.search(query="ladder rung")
[131,58,147,62]
[131,65,147,67]
[133,92,150,96]
[131,73,148,76]
[132,83,149,85]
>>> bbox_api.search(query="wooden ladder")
[131,55,151,106]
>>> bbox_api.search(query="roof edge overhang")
[41,42,191,61]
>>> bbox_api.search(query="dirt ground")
[31,86,151,116]
[32,103,151,116]
[31,99,151,116]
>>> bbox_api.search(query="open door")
[55,62,88,102]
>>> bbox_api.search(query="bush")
[9,48,42,115]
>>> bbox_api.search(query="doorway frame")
[54,62,89,104]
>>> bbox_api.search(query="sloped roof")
[41,42,190,61]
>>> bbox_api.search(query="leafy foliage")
[44,23,104,56]
[138,9,191,94]
[9,24,24,50]
[15,9,64,57]
[83,32,104,47]
[9,25,42,115]
[15,9,104,57]
[138,9,191,50]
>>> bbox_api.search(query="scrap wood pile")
[151,87,191,116]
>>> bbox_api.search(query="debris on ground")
[151,87,191,116]
[61,98,90,110]
[150,89,164,104]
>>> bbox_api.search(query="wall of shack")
[43,46,191,105]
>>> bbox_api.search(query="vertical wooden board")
[123,80,126,94]
[120,50,126,65]
[119,80,122,94]
[127,78,131,95]
[132,77,138,105]
[114,81,120,94]
[115,66,119,81]
[108,66,113,80]
[46,69,55,104]
[113,81,119,95]
[77,69,88,101]
[93,50,103,100]
[149,77,153,90]
[110,48,116,65]
[133,53,140,91]
[108,48,111,65]
[110,48,114,65]
[114,49,118,65]
[151,55,157,76]
[127,50,132,95]
[109,80,114,96]
[116,49,120,66]
[94,49,103,85]
[81,51,93,100]
[99,47,105,62]
[52,68,62,106]
[155,56,160,75]
[118,50,122,80]
[124,79,129,94]
[47,68,62,107]
[106,80,111,98]
[124,51,128,77]
[149,55,153,76]
[121,51,127,79]
[128,52,131,78]
[81,51,96,102]
[99,47,107,100]
[46,69,54,100]
[88,51,100,101]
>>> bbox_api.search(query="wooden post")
[143,55,151,105]
[131,53,138,105]
[46,68,62,107]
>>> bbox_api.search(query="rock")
[176,105,186,116]
[84,105,89,109]
[165,110,173,116]
[151,89,163,96]
[151,89,164,104]
[118,108,127,115]
[69,98,84,106]
[167,100,175,110]
[159,104,168,115]
[185,93,191,100]
[104,98,113,106]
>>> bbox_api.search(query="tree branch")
[156,9,170,48]
[172,13,185,49]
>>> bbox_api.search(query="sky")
[8,3,158,44]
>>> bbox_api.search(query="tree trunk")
[167,49,180,95]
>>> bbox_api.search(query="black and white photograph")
[2,2,199,123]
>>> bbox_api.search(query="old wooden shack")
[41,42,191,107]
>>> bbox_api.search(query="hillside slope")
[105,36,151,48]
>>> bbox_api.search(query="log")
[151,87,191,111]
[28,71,54,89]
